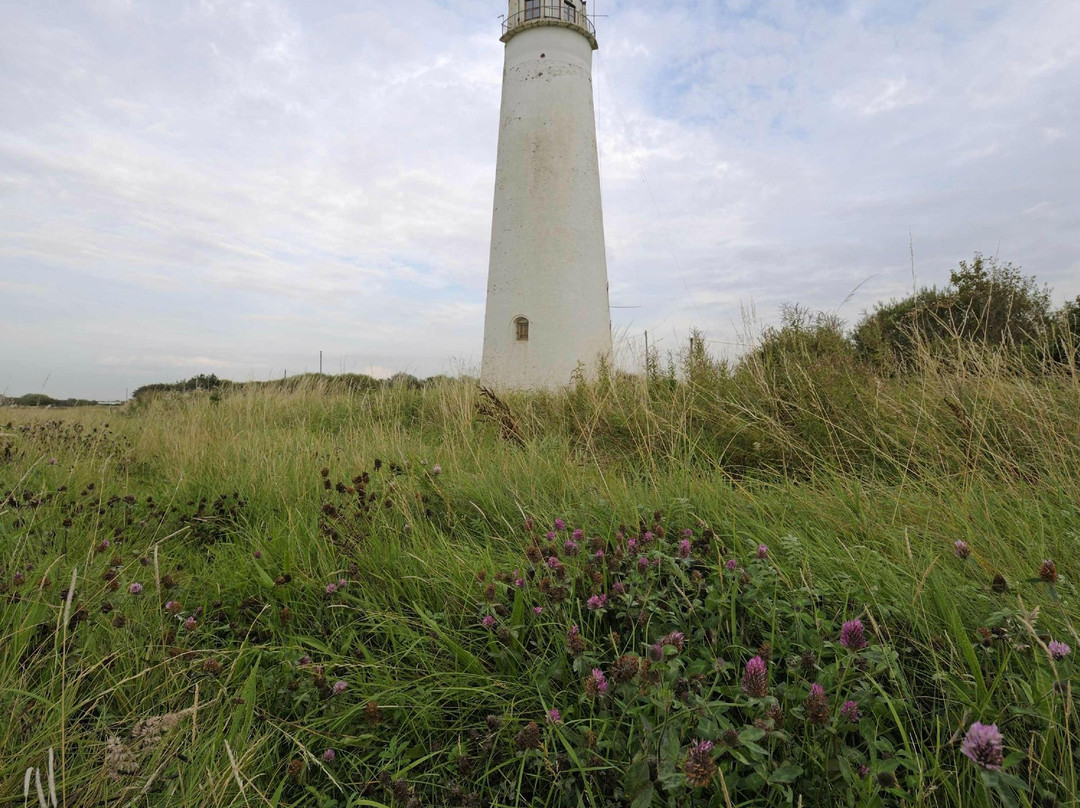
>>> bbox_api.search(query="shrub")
[853,254,1052,371]
[1048,296,1080,368]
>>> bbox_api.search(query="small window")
[514,316,530,342]
[564,0,577,23]
[525,0,541,21]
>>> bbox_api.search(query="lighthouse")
[480,0,612,390]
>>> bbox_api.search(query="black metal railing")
[502,1,596,37]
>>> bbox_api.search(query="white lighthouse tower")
[480,0,612,390]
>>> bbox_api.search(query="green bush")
[853,254,1052,371]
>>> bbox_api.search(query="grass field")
[1,351,1077,807]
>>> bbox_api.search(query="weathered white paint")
[481,1,611,390]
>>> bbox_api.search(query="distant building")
[481,0,612,389]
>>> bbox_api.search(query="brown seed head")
[514,721,541,751]
[683,742,717,789]
[1039,560,1059,584]
[611,654,640,685]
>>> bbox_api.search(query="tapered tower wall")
[480,3,611,390]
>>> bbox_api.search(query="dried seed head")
[1039,560,1059,584]
[805,683,829,726]
[683,741,717,788]
[105,736,138,780]
[611,654,640,685]
[514,721,541,751]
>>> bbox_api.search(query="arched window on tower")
[514,316,530,342]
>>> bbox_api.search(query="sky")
[1,0,1078,400]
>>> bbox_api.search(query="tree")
[852,253,1052,370]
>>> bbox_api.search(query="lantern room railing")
[502,1,596,37]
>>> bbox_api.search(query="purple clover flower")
[1048,640,1071,660]
[533,606,543,615]
[961,722,1005,771]
[183,616,197,631]
[546,709,561,724]
[572,528,584,541]
[725,559,738,571]
[482,615,497,629]
[662,631,686,651]
[683,528,693,538]
[642,531,654,543]
[554,518,566,531]
[590,668,608,696]
[331,680,347,696]
[322,748,336,762]
[678,540,692,559]
[637,556,649,571]
[128,582,143,594]
[545,531,556,541]
[586,594,608,611]
[841,700,860,723]
[756,544,769,560]
[612,580,627,595]
[840,619,867,651]
[954,540,971,559]
[564,539,580,556]
[742,656,769,697]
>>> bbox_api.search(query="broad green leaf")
[658,730,681,778]
[629,783,654,808]
[228,658,259,747]
[625,758,651,796]
[739,726,767,744]
[768,763,803,784]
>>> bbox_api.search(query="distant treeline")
[1,394,102,408]
[131,372,470,402]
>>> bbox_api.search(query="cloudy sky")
[2,0,1078,399]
